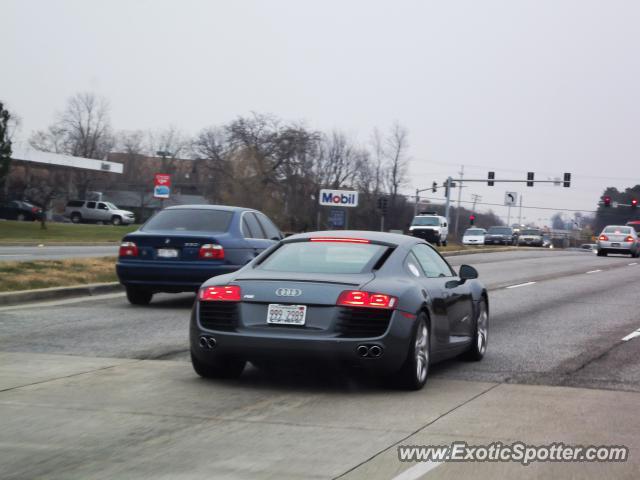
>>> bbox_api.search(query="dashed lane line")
[505,282,536,289]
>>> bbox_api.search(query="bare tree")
[384,122,410,201]
[146,126,189,173]
[0,102,13,201]
[315,131,364,189]
[29,92,114,198]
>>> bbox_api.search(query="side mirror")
[459,264,478,281]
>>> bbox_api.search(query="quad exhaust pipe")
[356,344,383,358]
[199,335,217,350]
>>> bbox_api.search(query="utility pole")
[454,165,464,237]
[518,195,523,226]
[471,194,481,212]
[444,177,453,223]
[414,188,419,217]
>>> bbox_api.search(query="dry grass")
[0,257,118,292]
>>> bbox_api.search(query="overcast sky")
[3,0,639,226]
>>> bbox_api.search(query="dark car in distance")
[0,200,43,221]
[484,226,515,245]
[190,231,489,390]
[116,205,283,305]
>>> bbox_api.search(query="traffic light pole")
[444,177,453,224]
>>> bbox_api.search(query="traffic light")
[377,196,388,214]
[469,214,476,226]
[563,172,571,188]
[432,181,437,193]
[632,199,638,209]
[526,172,534,187]
[603,196,612,207]
[487,171,495,186]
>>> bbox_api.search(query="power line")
[410,194,597,214]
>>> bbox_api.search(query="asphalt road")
[0,245,119,262]
[1,248,639,479]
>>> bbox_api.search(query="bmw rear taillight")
[199,244,224,260]
[337,290,397,309]
[119,241,138,257]
[200,285,241,301]
[599,235,608,241]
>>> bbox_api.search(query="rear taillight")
[119,241,138,257]
[199,244,224,260]
[337,290,397,309]
[200,285,241,301]
[625,236,634,242]
[599,235,608,241]
[31,207,39,213]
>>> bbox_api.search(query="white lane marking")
[629,262,638,266]
[622,330,640,342]
[391,461,443,480]
[586,270,602,274]
[505,281,536,289]
[0,254,25,257]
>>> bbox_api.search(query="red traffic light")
[632,199,638,208]
[603,196,612,207]
[469,214,476,225]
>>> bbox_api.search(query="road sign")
[504,191,517,206]
[154,174,171,199]
[319,189,359,207]
[328,208,346,228]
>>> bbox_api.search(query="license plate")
[611,243,620,247]
[267,304,307,325]
[157,248,179,258]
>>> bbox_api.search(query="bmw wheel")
[396,313,430,390]
[465,300,488,361]
[191,351,246,379]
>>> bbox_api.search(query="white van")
[409,213,449,246]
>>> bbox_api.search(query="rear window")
[488,227,512,235]
[259,241,387,274]
[603,226,632,235]
[464,229,485,235]
[141,209,233,233]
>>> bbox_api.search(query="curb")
[0,282,123,307]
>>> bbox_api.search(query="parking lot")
[1,249,639,479]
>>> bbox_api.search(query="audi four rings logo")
[275,288,302,297]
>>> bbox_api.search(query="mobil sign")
[319,189,359,208]
[153,173,171,199]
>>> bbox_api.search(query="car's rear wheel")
[464,300,488,361]
[112,216,122,226]
[126,287,153,305]
[71,213,82,223]
[17,213,26,221]
[442,239,448,247]
[395,314,430,390]
[191,351,246,379]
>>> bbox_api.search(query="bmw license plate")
[267,304,306,325]
[157,248,178,258]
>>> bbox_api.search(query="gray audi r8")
[190,231,489,390]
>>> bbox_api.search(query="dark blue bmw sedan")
[116,205,283,305]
